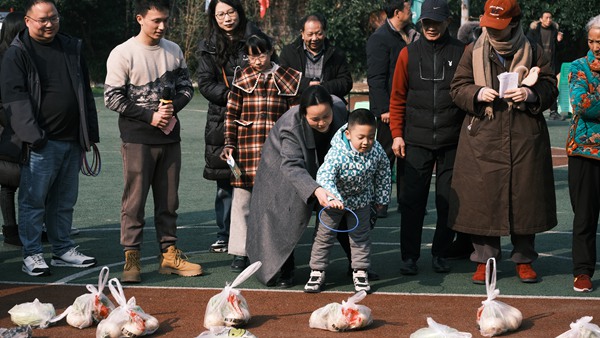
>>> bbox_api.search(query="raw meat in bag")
[556,316,600,338]
[204,262,261,328]
[309,291,372,332]
[96,278,159,338]
[66,266,115,328]
[476,258,522,337]
[410,317,472,338]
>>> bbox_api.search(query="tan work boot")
[159,245,202,277]
[122,250,141,283]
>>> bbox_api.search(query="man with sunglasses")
[388,0,465,276]
[0,0,99,276]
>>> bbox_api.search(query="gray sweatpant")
[309,205,371,271]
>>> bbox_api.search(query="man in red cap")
[449,0,558,284]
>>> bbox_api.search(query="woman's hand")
[314,187,344,209]
[220,147,234,161]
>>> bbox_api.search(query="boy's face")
[345,124,376,153]
[137,7,169,46]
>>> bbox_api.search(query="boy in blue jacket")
[305,109,391,293]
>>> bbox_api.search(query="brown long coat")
[448,41,558,236]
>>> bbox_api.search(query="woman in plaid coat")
[221,31,301,271]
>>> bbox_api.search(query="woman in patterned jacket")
[566,14,600,293]
[221,31,301,272]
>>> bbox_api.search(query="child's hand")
[220,147,233,161]
[315,187,343,209]
[326,196,344,210]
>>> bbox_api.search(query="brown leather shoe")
[159,245,202,277]
[122,250,141,283]
[516,263,538,283]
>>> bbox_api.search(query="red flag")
[259,0,270,18]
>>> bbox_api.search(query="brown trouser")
[120,142,181,252]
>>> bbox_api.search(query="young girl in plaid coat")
[221,31,301,271]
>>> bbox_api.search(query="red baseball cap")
[480,0,521,30]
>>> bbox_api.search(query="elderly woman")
[449,0,558,284]
[566,14,600,293]
[246,86,348,286]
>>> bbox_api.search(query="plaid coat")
[225,63,301,188]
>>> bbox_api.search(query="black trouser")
[568,156,599,277]
[0,159,20,227]
[399,145,456,261]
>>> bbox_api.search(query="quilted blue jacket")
[316,123,391,210]
[567,51,600,159]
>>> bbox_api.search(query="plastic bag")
[95,278,159,338]
[8,299,65,328]
[309,291,373,332]
[556,316,600,338]
[410,317,472,338]
[476,258,522,337]
[0,325,32,338]
[196,326,257,338]
[204,262,261,329]
[66,266,115,329]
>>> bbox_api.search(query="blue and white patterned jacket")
[316,123,391,210]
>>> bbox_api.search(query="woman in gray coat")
[246,86,347,286]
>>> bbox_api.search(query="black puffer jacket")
[403,32,466,149]
[1,31,99,163]
[279,37,352,99]
[197,22,261,180]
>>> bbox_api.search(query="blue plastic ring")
[318,206,360,233]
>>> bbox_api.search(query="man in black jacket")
[527,11,564,120]
[279,13,352,100]
[366,0,419,218]
[389,0,466,276]
[0,0,99,276]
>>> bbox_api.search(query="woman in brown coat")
[449,0,557,284]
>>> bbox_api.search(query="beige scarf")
[472,25,532,118]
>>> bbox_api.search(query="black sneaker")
[304,270,325,293]
[352,269,371,293]
[432,256,451,273]
[548,111,565,121]
[400,258,418,275]
[230,255,248,272]
[210,240,228,253]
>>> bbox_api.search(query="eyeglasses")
[26,15,60,26]
[247,53,269,62]
[419,60,445,81]
[215,9,237,21]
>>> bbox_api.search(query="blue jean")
[19,140,80,257]
[215,179,232,242]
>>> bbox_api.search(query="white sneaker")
[209,239,228,253]
[304,270,325,293]
[22,253,51,276]
[51,246,96,268]
[352,269,371,293]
